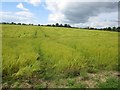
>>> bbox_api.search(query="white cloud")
[0,1,41,24]
[25,0,41,6]
[48,12,66,24]
[88,12,118,28]
[0,11,38,24]
[45,0,118,28]
[16,3,29,11]
[15,11,33,18]
[72,12,118,28]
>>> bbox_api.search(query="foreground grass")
[2,25,119,88]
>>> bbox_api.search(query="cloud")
[1,1,41,24]
[15,11,33,18]
[48,12,66,23]
[1,0,119,2]
[16,3,29,11]
[73,12,118,28]
[45,0,118,28]
[0,11,38,24]
[63,2,117,23]
[25,0,41,6]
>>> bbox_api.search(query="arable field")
[2,25,119,88]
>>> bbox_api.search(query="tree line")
[82,26,120,32]
[1,22,120,32]
[1,22,71,28]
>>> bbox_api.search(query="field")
[2,25,119,88]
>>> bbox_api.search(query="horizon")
[0,0,119,28]
[1,21,119,29]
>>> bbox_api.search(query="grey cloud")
[62,2,118,23]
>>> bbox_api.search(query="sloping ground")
[2,25,119,88]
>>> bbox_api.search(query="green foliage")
[97,77,119,88]
[35,84,44,89]
[12,82,20,88]
[67,78,75,87]
[80,71,89,80]
[67,78,87,88]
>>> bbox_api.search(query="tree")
[64,24,68,27]
[38,24,40,26]
[22,23,26,25]
[56,23,59,27]
[59,24,63,27]
[117,27,120,29]
[117,27,120,32]
[67,24,71,28]
[11,22,16,25]
[11,22,14,24]
[89,27,94,30]
[112,27,116,31]
[18,23,21,25]
[103,28,107,30]
[2,22,7,24]
[111,27,117,31]
[47,24,51,26]
[107,27,112,31]
[29,24,33,26]
[51,24,55,27]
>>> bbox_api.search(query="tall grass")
[2,25,118,79]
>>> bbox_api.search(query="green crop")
[2,25,119,84]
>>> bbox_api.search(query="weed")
[97,77,119,88]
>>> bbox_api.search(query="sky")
[0,0,119,28]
